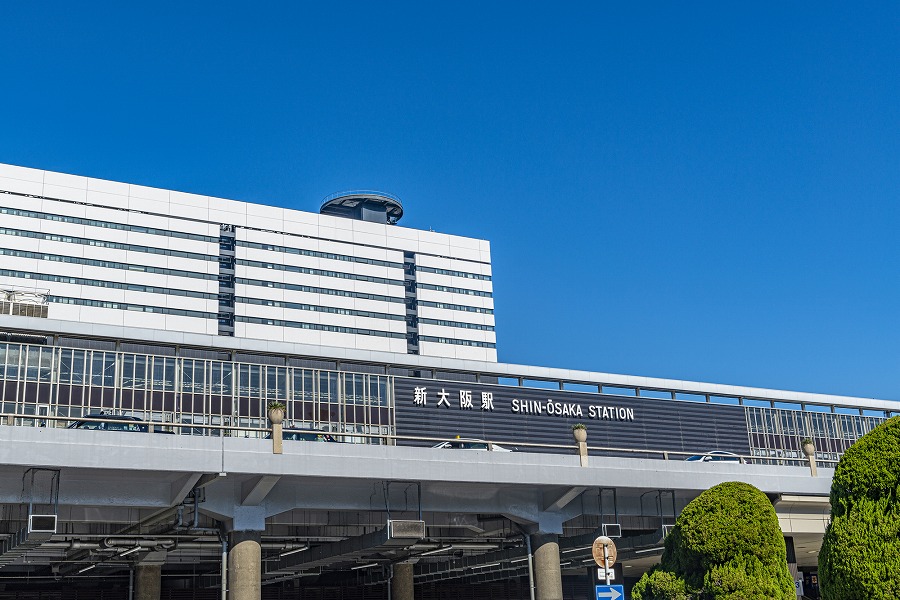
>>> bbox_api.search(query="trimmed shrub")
[819,416,900,599]
[631,569,691,600]
[632,481,795,599]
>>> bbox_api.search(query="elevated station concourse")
[0,163,894,599]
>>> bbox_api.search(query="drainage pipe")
[219,529,228,600]
[525,534,536,600]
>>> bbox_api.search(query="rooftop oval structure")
[320,190,404,225]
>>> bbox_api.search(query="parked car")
[431,439,514,452]
[67,413,148,433]
[684,451,747,464]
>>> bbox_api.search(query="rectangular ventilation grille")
[388,520,426,539]
[28,515,57,534]
[602,523,622,538]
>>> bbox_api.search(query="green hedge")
[632,482,795,599]
[819,416,900,599]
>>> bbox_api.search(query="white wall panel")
[47,303,82,322]
[0,175,43,196]
[164,314,212,335]
[0,256,43,276]
[0,164,43,183]
[43,183,87,203]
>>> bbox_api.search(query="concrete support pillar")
[135,564,162,600]
[272,422,283,454]
[228,531,262,600]
[392,562,415,600]
[533,534,563,600]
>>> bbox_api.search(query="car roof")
[80,413,140,420]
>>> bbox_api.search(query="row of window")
[0,226,217,262]
[0,268,217,300]
[418,317,495,332]
[419,335,497,348]
[416,265,492,282]
[236,277,404,304]
[236,259,404,286]
[236,297,405,321]
[0,205,219,243]
[416,300,493,315]
[0,301,48,318]
[238,240,403,269]
[49,296,217,320]
[417,282,493,298]
[0,247,218,281]
[0,343,394,436]
[235,315,406,339]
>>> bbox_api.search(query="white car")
[684,451,747,464]
[431,439,514,452]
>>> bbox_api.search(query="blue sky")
[1,3,897,399]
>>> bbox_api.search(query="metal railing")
[0,413,838,467]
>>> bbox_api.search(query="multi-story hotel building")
[0,162,496,361]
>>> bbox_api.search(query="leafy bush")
[631,569,691,600]
[632,482,795,599]
[819,416,900,599]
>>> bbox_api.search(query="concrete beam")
[241,476,280,506]
[169,473,202,505]
[542,487,588,511]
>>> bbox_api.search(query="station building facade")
[0,162,896,599]
[0,162,895,464]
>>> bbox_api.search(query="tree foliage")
[632,482,795,600]
[819,416,900,599]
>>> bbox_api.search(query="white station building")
[0,162,496,361]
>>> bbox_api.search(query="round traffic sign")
[592,535,617,568]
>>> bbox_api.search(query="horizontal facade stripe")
[236,278,404,304]
[416,265,491,281]
[236,315,405,339]
[0,247,218,281]
[0,226,218,262]
[419,336,496,348]
[0,268,217,300]
[237,240,403,269]
[418,318,495,332]
[48,296,217,320]
[417,300,493,315]
[0,205,218,243]
[236,297,405,321]
[0,189,491,266]
[417,283,492,298]
[236,259,404,286]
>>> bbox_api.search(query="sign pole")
[603,544,610,585]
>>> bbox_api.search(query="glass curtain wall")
[745,406,885,465]
[0,342,393,442]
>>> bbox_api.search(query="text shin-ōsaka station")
[0,162,894,599]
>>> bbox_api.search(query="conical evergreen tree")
[819,416,900,599]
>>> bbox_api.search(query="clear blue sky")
[1,3,897,399]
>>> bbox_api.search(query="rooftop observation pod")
[320,191,404,225]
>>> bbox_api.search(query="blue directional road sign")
[596,585,624,600]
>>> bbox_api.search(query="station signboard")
[393,377,750,455]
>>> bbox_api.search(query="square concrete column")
[392,562,415,600]
[533,534,563,600]
[135,564,161,600]
[228,530,262,600]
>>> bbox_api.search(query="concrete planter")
[801,441,815,457]
[573,427,587,443]
[267,408,285,425]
